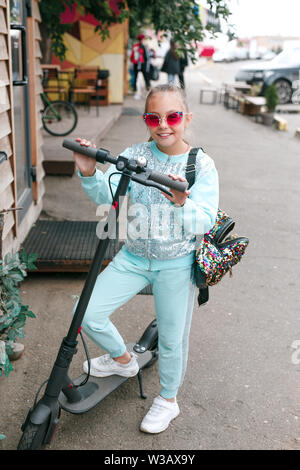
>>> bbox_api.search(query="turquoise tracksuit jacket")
[79,140,219,265]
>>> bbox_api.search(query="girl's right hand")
[74,138,96,177]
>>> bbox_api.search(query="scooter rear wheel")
[17,421,49,450]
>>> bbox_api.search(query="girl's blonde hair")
[144,84,189,113]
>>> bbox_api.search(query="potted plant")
[262,84,279,125]
[0,250,37,377]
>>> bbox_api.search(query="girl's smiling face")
[145,91,193,155]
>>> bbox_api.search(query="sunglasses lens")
[143,112,183,127]
[144,114,160,127]
[166,112,182,126]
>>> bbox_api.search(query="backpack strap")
[185,147,209,307]
[185,147,206,188]
[185,147,198,189]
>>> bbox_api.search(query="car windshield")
[271,48,300,66]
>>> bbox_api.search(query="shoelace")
[148,400,170,416]
[98,354,114,365]
[98,353,136,366]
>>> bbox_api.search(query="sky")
[226,0,300,38]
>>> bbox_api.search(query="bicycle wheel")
[42,100,78,136]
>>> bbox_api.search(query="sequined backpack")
[186,148,249,306]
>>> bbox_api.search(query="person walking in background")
[130,34,151,98]
[178,51,188,89]
[161,41,180,86]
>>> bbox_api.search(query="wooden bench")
[241,95,266,118]
[223,82,251,109]
[224,82,252,94]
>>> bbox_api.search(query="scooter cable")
[76,330,91,388]
[108,172,123,202]
[76,171,129,388]
[33,378,49,407]
[27,332,92,411]
[27,175,131,403]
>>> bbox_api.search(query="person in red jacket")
[130,34,151,94]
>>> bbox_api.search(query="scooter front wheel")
[17,421,50,450]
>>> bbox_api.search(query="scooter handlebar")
[148,170,188,193]
[63,139,188,193]
[63,139,113,164]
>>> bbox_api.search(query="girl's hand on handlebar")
[164,173,191,207]
[74,138,96,177]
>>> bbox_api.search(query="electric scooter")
[17,139,188,450]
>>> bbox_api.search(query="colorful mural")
[51,3,128,103]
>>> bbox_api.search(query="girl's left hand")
[164,173,191,207]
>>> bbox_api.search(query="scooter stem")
[43,170,132,400]
[66,170,131,344]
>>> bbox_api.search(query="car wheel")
[273,79,292,104]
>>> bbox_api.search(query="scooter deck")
[58,343,152,414]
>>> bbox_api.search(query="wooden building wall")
[0,0,45,258]
[52,5,129,104]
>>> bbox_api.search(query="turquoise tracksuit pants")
[80,246,196,399]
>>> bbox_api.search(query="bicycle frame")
[41,92,61,120]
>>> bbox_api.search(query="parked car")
[235,47,300,103]
[213,49,235,62]
[261,50,276,61]
[213,48,246,62]
[234,47,249,61]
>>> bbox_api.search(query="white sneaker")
[140,395,180,434]
[83,352,139,378]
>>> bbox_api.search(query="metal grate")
[22,220,119,271]
[22,219,153,294]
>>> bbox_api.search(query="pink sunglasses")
[143,111,186,128]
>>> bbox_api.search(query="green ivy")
[0,250,37,377]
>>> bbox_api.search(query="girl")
[73,84,219,434]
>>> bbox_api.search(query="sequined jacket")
[79,141,219,262]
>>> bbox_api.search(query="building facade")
[50,3,129,104]
[0,0,128,260]
[0,0,45,259]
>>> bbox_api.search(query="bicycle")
[41,91,78,137]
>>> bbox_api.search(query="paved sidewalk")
[41,102,123,221]
[42,103,123,162]
[1,65,300,451]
